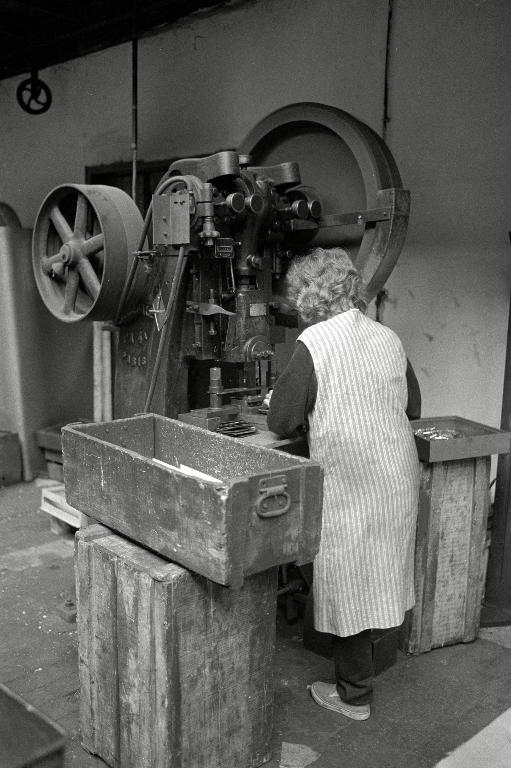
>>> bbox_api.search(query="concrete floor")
[1,480,511,768]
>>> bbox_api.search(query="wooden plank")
[76,527,277,768]
[75,531,96,755]
[41,485,82,529]
[400,462,433,653]
[463,456,490,640]
[117,554,156,768]
[87,536,120,764]
[417,462,443,652]
[430,460,474,647]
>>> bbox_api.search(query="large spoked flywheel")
[33,184,144,322]
[239,102,410,302]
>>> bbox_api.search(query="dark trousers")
[332,629,374,705]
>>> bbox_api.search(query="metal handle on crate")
[256,475,291,518]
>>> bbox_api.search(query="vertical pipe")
[93,322,103,421]
[102,329,113,421]
[131,37,138,203]
[382,0,394,141]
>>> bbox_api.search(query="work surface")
[1,481,511,768]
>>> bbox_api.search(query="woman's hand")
[262,390,273,410]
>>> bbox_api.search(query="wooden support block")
[0,430,22,486]
[400,456,491,654]
[76,525,278,768]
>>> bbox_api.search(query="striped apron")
[299,309,419,637]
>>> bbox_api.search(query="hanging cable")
[131,37,138,202]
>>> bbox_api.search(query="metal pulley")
[32,184,145,322]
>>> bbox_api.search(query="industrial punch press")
[31,103,410,429]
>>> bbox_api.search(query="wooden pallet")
[40,483,82,531]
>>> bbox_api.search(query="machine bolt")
[245,194,264,214]
[291,199,309,219]
[226,192,245,214]
[308,199,322,219]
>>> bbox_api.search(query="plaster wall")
[0,0,509,463]
[384,0,511,427]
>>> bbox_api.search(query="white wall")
[0,0,510,451]
[385,0,511,427]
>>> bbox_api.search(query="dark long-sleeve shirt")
[267,341,421,438]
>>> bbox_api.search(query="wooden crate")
[63,414,323,587]
[411,416,511,463]
[76,525,277,768]
[400,456,491,654]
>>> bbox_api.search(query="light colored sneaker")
[309,682,371,720]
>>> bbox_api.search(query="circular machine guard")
[32,184,145,323]
[239,102,410,301]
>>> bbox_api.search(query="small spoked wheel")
[32,184,144,322]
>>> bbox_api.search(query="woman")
[267,247,420,721]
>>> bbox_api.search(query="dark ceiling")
[0,0,228,81]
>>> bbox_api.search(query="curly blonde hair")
[285,247,367,325]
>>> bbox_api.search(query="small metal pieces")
[414,427,462,440]
[216,421,257,437]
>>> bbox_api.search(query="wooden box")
[0,682,66,767]
[411,416,511,463]
[63,414,323,587]
[400,455,491,654]
[76,525,277,768]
